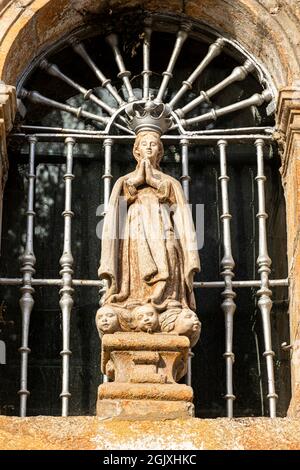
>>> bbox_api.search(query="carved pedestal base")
[97,332,194,420]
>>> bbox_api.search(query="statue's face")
[136,134,160,165]
[134,305,159,332]
[96,307,119,334]
[174,309,201,336]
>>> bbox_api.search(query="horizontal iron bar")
[194,279,288,288]
[0,278,289,287]
[187,127,275,135]
[10,133,274,144]
[18,125,275,135]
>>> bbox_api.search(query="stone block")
[96,399,194,420]
[98,382,193,401]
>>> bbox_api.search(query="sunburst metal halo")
[17,19,273,136]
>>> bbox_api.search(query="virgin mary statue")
[98,123,200,319]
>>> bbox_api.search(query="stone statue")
[96,102,201,419]
[97,128,200,345]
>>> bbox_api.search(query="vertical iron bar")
[142,24,152,100]
[101,139,114,383]
[59,137,75,416]
[218,140,237,418]
[186,352,194,387]
[18,136,37,417]
[250,167,265,415]
[103,139,113,214]
[255,139,277,418]
[180,139,190,202]
[180,139,193,385]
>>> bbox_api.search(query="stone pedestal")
[97,332,194,420]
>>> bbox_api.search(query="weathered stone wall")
[0,83,16,240]
[277,88,300,417]
[0,0,300,421]
[0,416,300,450]
[0,1,300,89]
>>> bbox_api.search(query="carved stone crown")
[126,100,172,135]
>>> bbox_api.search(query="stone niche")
[97,332,194,420]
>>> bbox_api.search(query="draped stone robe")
[99,166,200,312]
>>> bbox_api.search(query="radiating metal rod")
[155,25,190,103]
[106,34,136,103]
[72,42,125,106]
[19,89,131,135]
[142,23,152,100]
[175,60,255,118]
[59,137,75,417]
[178,90,272,128]
[18,136,37,417]
[0,278,289,288]
[103,139,113,215]
[172,90,272,129]
[19,88,108,125]
[39,59,117,115]
[168,38,225,109]
[20,125,107,135]
[255,139,278,418]
[218,140,237,418]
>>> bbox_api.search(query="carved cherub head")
[132,304,159,333]
[159,306,182,333]
[133,131,164,168]
[95,305,120,337]
[174,308,201,347]
[160,307,201,347]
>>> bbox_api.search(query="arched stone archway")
[0,0,300,418]
[0,0,300,88]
